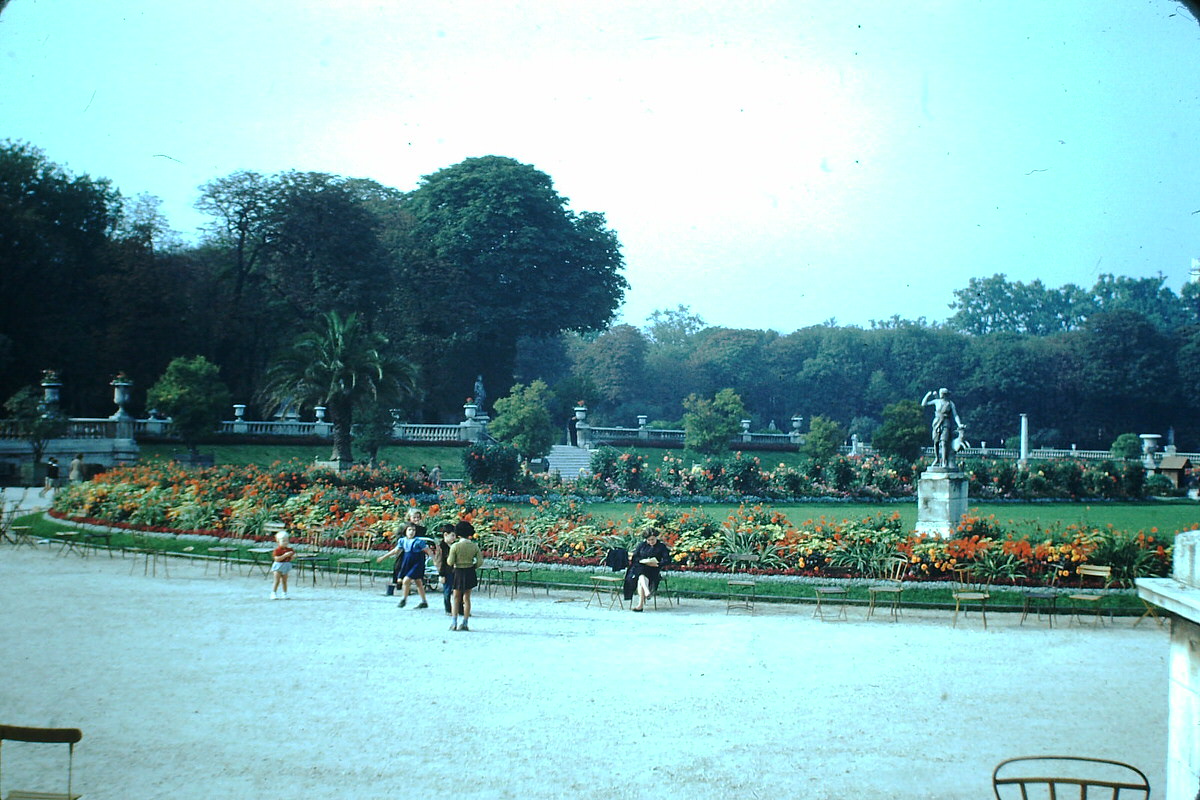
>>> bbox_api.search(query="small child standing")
[270,531,295,600]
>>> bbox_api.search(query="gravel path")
[0,543,1170,799]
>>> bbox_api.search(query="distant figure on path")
[430,464,442,486]
[921,388,965,470]
[40,456,59,496]
[69,453,84,484]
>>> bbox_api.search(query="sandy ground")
[0,534,1171,800]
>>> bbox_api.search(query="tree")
[260,311,418,466]
[397,156,627,412]
[871,399,926,461]
[0,141,120,410]
[644,305,708,348]
[146,356,232,457]
[682,388,746,455]
[1073,310,1174,437]
[947,274,1092,335]
[195,170,273,314]
[3,383,69,475]
[488,380,556,460]
[1110,432,1143,460]
[803,415,848,462]
[353,400,397,468]
[258,172,393,325]
[571,324,647,413]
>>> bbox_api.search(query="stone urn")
[41,369,63,408]
[110,374,133,420]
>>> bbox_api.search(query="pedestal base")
[915,469,969,538]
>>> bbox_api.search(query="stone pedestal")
[1138,530,1200,799]
[915,468,969,537]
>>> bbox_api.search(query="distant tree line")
[0,143,625,421]
[530,271,1200,450]
[3,138,1197,452]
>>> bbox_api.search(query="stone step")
[545,445,593,480]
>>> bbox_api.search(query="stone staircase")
[544,445,593,480]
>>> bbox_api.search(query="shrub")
[462,442,530,491]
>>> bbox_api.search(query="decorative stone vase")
[1140,433,1162,469]
[574,405,587,421]
[110,376,133,420]
[233,404,246,420]
[314,406,326,422]
[464,403,478,420]
[637,415,648,427]
[791,415,803,432]
[41,371,63,408]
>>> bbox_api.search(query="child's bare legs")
[452,588,472,630]
[400,577,412,600]
[413,579,427,604]
[279,570,289,594]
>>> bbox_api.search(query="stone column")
[1138,531,1200,799]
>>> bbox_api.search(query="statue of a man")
[473,375,487,411]
[921,387,965,469]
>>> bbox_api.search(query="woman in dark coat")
[628,528,670,612]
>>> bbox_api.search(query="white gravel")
[0,544,1170,799]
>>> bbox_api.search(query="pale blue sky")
[2,0,1198,331]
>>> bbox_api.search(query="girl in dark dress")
[629,528,670,612]
[376,510,431,608]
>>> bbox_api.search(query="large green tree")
[260,311,418,466]
[397,156,627,415]
[0,141,120,410]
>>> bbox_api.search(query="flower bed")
[50,461,1175,587]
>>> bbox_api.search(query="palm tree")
[260,311,418,467]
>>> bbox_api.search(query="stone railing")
[217,419,466,441]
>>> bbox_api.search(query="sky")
[2,0,1199,333]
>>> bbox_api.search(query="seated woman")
[627,528,670,612]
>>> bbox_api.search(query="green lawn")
[580,500,1200,536]
[138,442,468,478]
